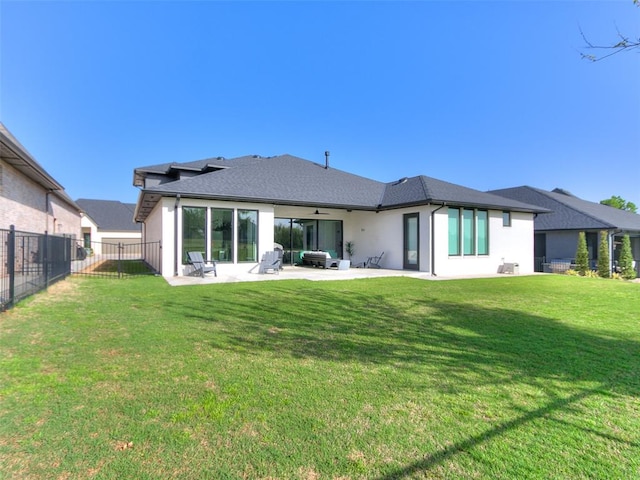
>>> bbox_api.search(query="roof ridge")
[531,186,616,229]
[417,175,433,202]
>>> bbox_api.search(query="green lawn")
[1,275,639,479]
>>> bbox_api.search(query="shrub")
[565,269,579,276]
[597,231,611,278]
[575,232,589,275]
[618,234,636,280]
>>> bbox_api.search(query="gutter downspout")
[430,203,446,276]
[174,195,181,276]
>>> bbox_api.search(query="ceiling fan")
[312,209,330,215]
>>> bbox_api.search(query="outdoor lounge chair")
[187,251,217,277]
[365,252,384,269]
[259,250,282,274]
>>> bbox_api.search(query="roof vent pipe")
[324,151,330,169]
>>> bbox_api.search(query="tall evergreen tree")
[575,232,590,275]
[597,231,611,278]
[619,234,636,280]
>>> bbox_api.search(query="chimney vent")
[324,150,330,169]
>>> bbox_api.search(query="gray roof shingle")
[381,176,547,211]
[77,199,141,232]
[489,186,640,232]
[144,154,386,208]
[134,154,546,221]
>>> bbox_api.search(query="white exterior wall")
[159,198,275,278]
[432,208,534,276]
[144,198,171,276]
[80,214,142,255]
[345,206,434,271]
[150,197,536,278]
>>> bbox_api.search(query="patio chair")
[365,251,384,269]
[187,251,217,277]
[259,250,281,274]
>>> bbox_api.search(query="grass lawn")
[1,275,639,479]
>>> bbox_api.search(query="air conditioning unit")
[502,262,519,274]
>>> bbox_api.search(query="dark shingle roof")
[134,154,546,221]
[77,199,141,232]
[489,186,640,232]
[144,154,386,208]
[380,176,546,211]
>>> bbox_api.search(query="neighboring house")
[490,186,640,276]
[133,154,544,278]
[0,123,81,237]
[76,199,142,255]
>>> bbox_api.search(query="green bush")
[618,234,636,280]
[597,231,611,278]
[575,232,589,275]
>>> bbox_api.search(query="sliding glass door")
[275,218,343,264]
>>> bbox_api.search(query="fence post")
[8,225,16,308]
[43,230,49,287]
[118,242,123,278]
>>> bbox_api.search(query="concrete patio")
[165,265,524,286]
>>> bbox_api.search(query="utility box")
[503,262,519,274]
[338,260,351,270]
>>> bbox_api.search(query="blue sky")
[1,1,638,205]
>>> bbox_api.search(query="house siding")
[143,198,168,275]
[1,158,80,237]
[155,198,275,277]
[345,207,434,271]
[432,208,534,276]
[81,215,143,254]
[542,231,581,260]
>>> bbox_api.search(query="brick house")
[0,123,81,237]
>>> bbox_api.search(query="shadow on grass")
[180,283,639,397]
[373,385,640,480]
[165,280,640,477]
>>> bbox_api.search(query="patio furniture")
[365,252,384,269]
[259,250,282,274]
[187,251,217,277]
[302,251,339,269]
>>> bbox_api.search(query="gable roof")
[489,186,640,232]
[77,199,141,232]
[133,154,545,222]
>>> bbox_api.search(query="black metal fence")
[71,240,161,278]
[1,226,73,311]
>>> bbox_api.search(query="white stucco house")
[132,154,545,278]
[77,199,142,255]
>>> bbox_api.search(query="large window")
[448,208,460,255]
[477,210,488,255]
[182,207,206,262]
[448,207,489,256]
[211,208,233,262]
[463,209,475,255]
[237,209,258,262]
